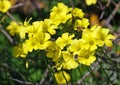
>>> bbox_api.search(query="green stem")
[42,52,57,85]
[100,48,118,69]
[78,65,85,85]
[98,59,113,84]
[88,66,99,85]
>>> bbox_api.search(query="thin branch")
[76,61,99,84]
[99,0,111,19]
[0,24,13,44]
[39,65,49,85]
[10,77,33,85]
[10,3,24,9]
[100,12,105,20]
[104,1,120,27]
[6,12,19,24]
[107,23,113,32]
[111,0,116,6]
[1,63,26,82]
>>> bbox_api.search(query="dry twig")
[39,65,49,85]
[11,3,24,9]
[104,1,120,31]
[0,24,13,44]
[6,12,18,24]
[10,77,33,85]
[105,1,120,26]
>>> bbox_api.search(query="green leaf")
[29,69,43,82]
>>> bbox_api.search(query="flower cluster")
[0,0,11,13]
[6,2,115,84]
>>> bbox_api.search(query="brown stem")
[0,24,13,44]
[39,65,49,85]
[104,1,120,27]
[10,77,33,85]
[10,3,24,9]
[6,12,19,25]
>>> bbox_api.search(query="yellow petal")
[0,0,11,13]
[85,0,97,6]
[78,55,96,66]
[105,40,113,47]
[54,71,71,84]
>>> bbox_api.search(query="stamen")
[74,54,78,60]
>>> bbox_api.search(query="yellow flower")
[56,33,75,49]
[6,21,27,39]
[26,19,57,37]
[78,49,96,66]
[6,21,21,36]
[30,32,51,50]
[53,51,79,70]
[18,26,27,39]
[74,18,89,31]
[50,2,72,26]
[42,19,57,35]
[70,7,84,18]
[81,29,98,51]
[85,0,97,6]
[50,2,69,17]
[26,21,43,38]
[50,12,72,26]
[68,39,83,54]
[46,42,61,62]
[78,55,96,66]
[68,39,96,66]
[13,44,28,58]
[91,25,115,47]
[54,71,71,85]
[24,18,32,27]
[21,32,51,54]
[0,0,11,13]
[62,51,79,70]
[22,39,35,53]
